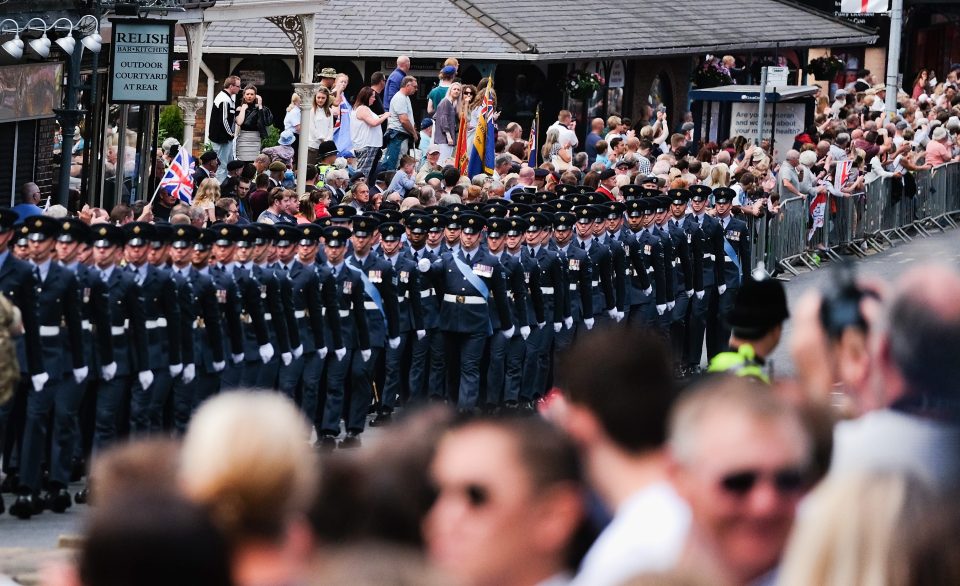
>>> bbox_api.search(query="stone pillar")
[177,96,206,158]
[294,82,320,195]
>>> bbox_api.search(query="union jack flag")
[159,148,196,204]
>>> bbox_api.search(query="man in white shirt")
[548,110,579,150]
[554,327,690,586]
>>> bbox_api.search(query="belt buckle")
[456,295,465,304]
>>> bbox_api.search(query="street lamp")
[0,19,23,59]
[25,18,51,58]
[76,15,103,53]
[51,18,76,55]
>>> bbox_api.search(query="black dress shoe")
[369,412,393,427]
[44,488,72,513]
[339,433,361,449]
[0,473,18,493]
[9,495,35,519]
[74,487,89,505]
[315,436,338,452]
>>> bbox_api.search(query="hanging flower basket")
[808,55,845,81]
[565,70,604,100]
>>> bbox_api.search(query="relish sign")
[109,20,174,104]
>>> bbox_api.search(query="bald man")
[505,167,535,201]
[384,55,411,107]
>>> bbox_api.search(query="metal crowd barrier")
[757,162,960,276]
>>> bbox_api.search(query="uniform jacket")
[326,261,371,350]
[1,253,42,374]
[347,253,401,348]
[425,248,512,335]
[718,215,751,289]
[36,261,84,377]
[102,266,148,377]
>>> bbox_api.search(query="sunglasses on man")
[718,468,807,497]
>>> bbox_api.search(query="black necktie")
[33,266,41,284]
[579,240,585,250]
[465,252,471,263]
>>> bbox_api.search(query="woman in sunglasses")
[424,417,592,586]
[668,377,812,586]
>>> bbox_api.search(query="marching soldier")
[686,184,727,368]
[373,221,424,424]
[318,226,369,449]
[405,214,445,403]
[419,212,513,413]
[484,217,530,411]
[550,211,593,353]
[122,222,181,435]
[573,205,618,326]
[342,216,400,445]
[196,226,244,400]
[603,198,652,325]
[167,225,226,433]
[712,187,751,356]
[10,217,85,518]
[255,224,302,388]
[520,212,566,404]
[659,191,701,372]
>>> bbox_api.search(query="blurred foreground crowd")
[34,260,960,586]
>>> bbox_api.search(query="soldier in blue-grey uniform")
[658,190,701,373]
[550,211,593,353]
[573,205,618,326]
[196,226,244,401]
[712,186,751,356]
[372,221,424,425]
[404,213,445,404]
[419,212,513,413]
[686,184,727,370]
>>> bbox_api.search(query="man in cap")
[600,199,649,324]
[193,151,220,197]
[317,67,338,91]
[9,217,86,517]
[550,211,594,354]
[573,205,618,326]
[54,219,114,495]
[596,168,618,201]
[166,225,227,432]
[646,196,677,335]
[521,212,568,403]
[483,217,532,412]
[256,224,303,387]
[711,187,751,357]
[707,276,788,383]
[405,214,446,403]
[341,217,401,444]
[590,203,627,322]
[209,224,273,389]
[440,211,463,254]
[315,140,341,191]
[625,199,667,329]
[419,212,513,413]
[659,191,699,373]
[318,225,370,449]
[372,221,424,425]
[276,224,343,431]
[120,222,182,435]
[685,185,726,373]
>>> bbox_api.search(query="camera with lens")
[819,263,868,340]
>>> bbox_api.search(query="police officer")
[122,222,182,434]
[167,225,226,433]
[373,221,424,424]
[712,187,751,356]
[10,217,85,517]
[484,217,530,411]
[419,212,513,413]
[405,213,445,403]
[520,212,567,404]
[686,184,726,372]
[318,226,369,449]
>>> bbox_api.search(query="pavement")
[2,226,960,583]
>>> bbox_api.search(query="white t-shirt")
[283,108,301,134]
[388,91,414,134]
[310,108,334,149]
[549,121,579,149]
[572,482,691,586]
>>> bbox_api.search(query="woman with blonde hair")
[179,391,318,586]
[704,162,730,189]
[192,177,220,225]
[283,92,302,163]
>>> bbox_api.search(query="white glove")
[259,343,274,364]
[417,258,431,272]
[388,337,401,349]
[667,301,676,311]
[360,348,372,362]
[537,322,546,329]
[553,322,562,332]
[656,304,667,315]
[584,317,595,330]
[695,290,705,300]
[182,363,195,384]
[520,325,531,340]
[73,366,89,385]
[686,289,694,298]
[292,344,303,359]
[212,361,226,372]
[643,286,653,296]
[616,311,624,322]
[335,347,346,361]
[718,284,727,295]
[101,361,117,382]
[169,363,183,377]
[138,370,154,391]
[607,308,618,320]
[31,372,49,392]
[563,316,573,330]
[281,352,292,366]
[231,353,244,364]
[502,326,515,338]
[416,329,426,341]
[317,347,328,360]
